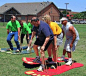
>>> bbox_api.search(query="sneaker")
[37,65,45,72]
[33,57,40,63]
[7,48,13,51]
[51,63,57,69]
[46,57,53,63]
[66,60,72,65]
[27,47,30,51]
[15,49,20,53]
[58,57,65,61]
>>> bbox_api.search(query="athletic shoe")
[27,47,30,51]
[50,62,61,69]
[7,48,13,51]
[33,56,40,63]
[46,57,53,63]
[66,60,72,65]
[50,63,57,69]
[15,49,20,53]
[58,57,65,61]
[37,65,45,71]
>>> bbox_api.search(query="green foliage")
[62,10,69,14]
[72,11,86,19]
[62,10,69,17]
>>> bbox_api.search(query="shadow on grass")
[23,62,40,68]
[23,62,62,69]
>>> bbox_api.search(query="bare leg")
[53,46,59,62]
[40,49,45,65]
[33,45,39,56]
[47,43,53,57]
[63,49,66,56]
[66,51,72,65]
[67,51,71,58]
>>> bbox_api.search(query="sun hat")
[60,17,68,22]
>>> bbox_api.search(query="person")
[6,15,21,52]
[19,21,31,51]
[42,14,63,69]
[27,20,34,51]
[58,17,79,65]
[29,17,54,71]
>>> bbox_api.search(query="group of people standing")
[6,15,79,71]
[6,15,33,52]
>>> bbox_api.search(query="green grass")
[0,23,86,76]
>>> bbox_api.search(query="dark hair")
[31,17,39,22]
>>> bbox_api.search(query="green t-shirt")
[6,20,21,32]
[21,23,31,34]
[27,22,33,30]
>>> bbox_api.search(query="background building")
[0,2,63,22]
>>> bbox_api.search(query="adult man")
[42,14,63,69]
[19,21,31,51]
[6,15,21,52]
[29,17,54,71]
[58,17,79,65]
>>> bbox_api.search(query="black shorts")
[34,38,53,51]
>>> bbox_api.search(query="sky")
[0,0,86,12]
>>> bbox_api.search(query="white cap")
[60,17,68,22]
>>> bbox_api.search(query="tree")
[62,10,69,17]
[72,11,86,19]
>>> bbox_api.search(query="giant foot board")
[25,63,84,76]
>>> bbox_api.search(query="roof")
[59,8,71,12]
[0,2,53,15]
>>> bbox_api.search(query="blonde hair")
[42,14,51,24]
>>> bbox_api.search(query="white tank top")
[62,22,79,40]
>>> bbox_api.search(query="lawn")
[0,23,86,76]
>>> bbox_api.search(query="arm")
[41,36,50,50]
[27,31,29,39]
[31,31,36,40]
[18,28,20,40]
[69,26,76,48]
[62,29,65,38]
[29,31,36,46]
[7,29,9,34]
[26,24,31,39]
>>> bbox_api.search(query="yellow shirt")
[49,22,62,35]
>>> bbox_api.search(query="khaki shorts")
[52,32,63,46]
[64,39,78,52]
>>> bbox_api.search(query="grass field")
[0,22,86,76]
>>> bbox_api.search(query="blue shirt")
[33,21,54,41]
